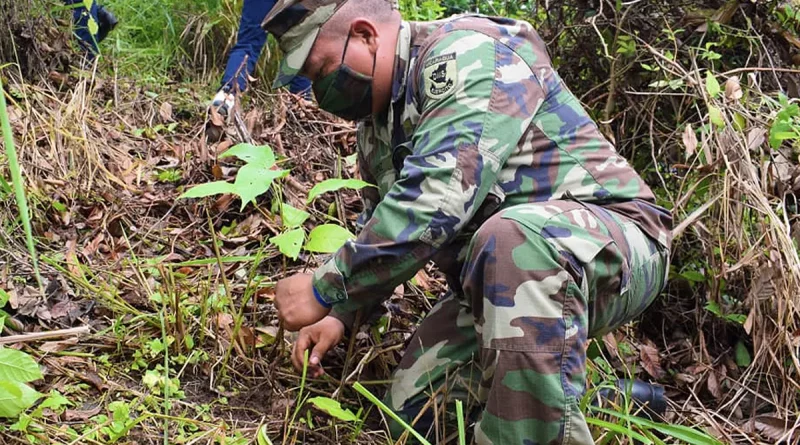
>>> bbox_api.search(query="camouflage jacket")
[312,15,673,319]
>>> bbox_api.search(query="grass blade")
[352,382,432,445]
[456,399,466,445]
[0,76,43,292]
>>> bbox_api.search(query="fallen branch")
[0,326,91,345]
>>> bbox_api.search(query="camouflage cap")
[262,0,349,88]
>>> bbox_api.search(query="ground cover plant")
[0,0,799,443]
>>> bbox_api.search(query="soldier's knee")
[469,212,525,252]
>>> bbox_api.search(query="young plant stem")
[0,76,44,293]
[456,400,466,445]
[352,382,432,445]
[284,349,310,445]
[160,292,171,445]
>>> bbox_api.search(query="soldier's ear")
[350,19,379,52]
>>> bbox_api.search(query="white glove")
[210,90,236,119]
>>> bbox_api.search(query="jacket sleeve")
[313,30,544,313]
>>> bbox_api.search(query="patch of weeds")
[156,168,183,183]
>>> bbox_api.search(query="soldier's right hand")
[291,316,345,378]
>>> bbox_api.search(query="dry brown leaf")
[639,341,665,379]
[49,300,80,319]
[682,124,698,158]
[256,286,276,301]
[724,76,743,101]
[211,163,224,180]
[746,415,791,442]
[210,107,224,127]
[39,337,79,353]
[602,332,620,361]
[82,233,105,257]
[707,367,721,399]
[79,370,106,391]
[217,313,234,328]
[159,102,173,122]
[65,405,102,421]
[216,139,233,155]
[746,127,767,151]
[413,270,432,291]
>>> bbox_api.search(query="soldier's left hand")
[274,273,331,331]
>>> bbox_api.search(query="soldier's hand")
[275,273,331,331]
[292,316,345,378]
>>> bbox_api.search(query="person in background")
[210,0,312,118]
[63,0,118,59]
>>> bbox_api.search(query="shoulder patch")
[422,53,457,100]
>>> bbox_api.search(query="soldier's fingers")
[292,331,313,372]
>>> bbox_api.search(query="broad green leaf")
[219,143,276,168]
[307,178,374,203]
[0,347,43,383]
[769,111,799,149]
[305,224,355,253]
[705,300,722,316]
[0,380,42,418]
[680,270,705,283]
[257,425,274,445]
[87,17,99,36]
[233,164,288,211]
[344,152,358,167]
[307,396,360,422]
[0,288,9,307]
[735,341,752,367]
[179,181,236,199]
[39,390,71,411]
[281,204,310,229]
[708,105,724,127]
[705,71,720,99]
[732,113,746,131]
[270,229,305,260]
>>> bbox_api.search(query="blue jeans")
[222,0,311,95]
[64,0,100,55]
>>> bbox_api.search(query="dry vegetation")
[1,0,799,443]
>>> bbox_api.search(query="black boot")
[96,6,118,44]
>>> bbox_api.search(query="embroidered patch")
[422,53,457,100]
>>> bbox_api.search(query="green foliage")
[305,224,355,253]
[307,397,360,422]
[708,105,725,128]
[256,425,274,445]
[0,74,43,291]
[281,204,310,229]
[769,94,800,149]
[101,0,230,79]
[705,300,746,325]
[0,347,44,418]
[589,406,724,445]
[0,381,42,419]
[179,143,288,211]
[735,341,752,367]
[100,401,137,443]
[705,71,721,99]
[307,178,374,204]
[269,228,305,260]
[352,382,433,445]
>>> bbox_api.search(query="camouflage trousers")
[384,200,669,444]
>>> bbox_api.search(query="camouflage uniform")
[264,2,672,443]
